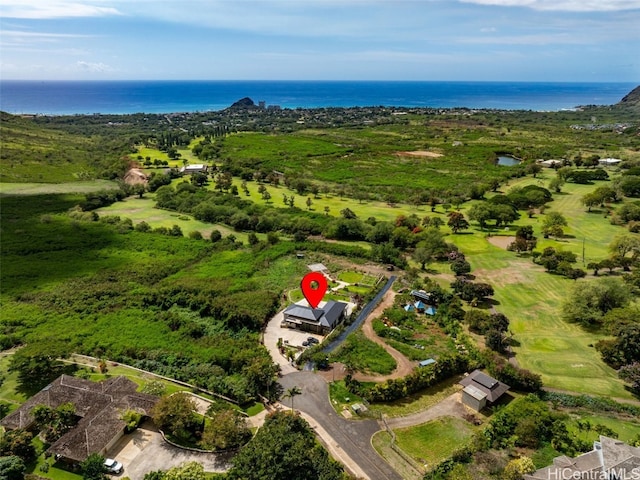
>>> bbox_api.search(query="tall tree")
[283,386,302,412]
[562,277,631,326]
[164,462,206,480]
[151,393,198,440]
[609,233,640,259]
[541,211,568,238]
[81,453,107,480]
[0,456,26,480]
[228,412,344,480]
[447,211,469,234]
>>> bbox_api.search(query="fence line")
[68,353,239,405]
[381,416,425,475]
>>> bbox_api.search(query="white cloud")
[0,0,121,19]
[457,32,585,45]
[459,0,640,12]
[76,60,113,72]
[2,30,92,40]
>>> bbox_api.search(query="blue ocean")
[0,80,636,115]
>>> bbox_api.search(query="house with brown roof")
[0,375,158,464]
[459,370,510,411]
[525,436,640,480]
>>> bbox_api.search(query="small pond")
[497,155,521,166]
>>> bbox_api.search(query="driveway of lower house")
[105,421,233,479]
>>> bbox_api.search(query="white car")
[104,458,123,474]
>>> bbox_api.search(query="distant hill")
[227,97,257,110]
[616,85,640,111]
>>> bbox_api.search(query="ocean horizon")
[0,80,636,115]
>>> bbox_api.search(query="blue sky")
[1,0,639,81]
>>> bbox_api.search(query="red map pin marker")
[300,272,328,309]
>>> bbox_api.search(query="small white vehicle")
[104,458,123,474]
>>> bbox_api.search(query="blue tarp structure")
[426,306,436,316]
[404,304,416,312]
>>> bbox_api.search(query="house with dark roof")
[525,436,640,480]
[410,290,432,303]
[0,375,158,464]
[459,370,510,411]
[282,300,348,334]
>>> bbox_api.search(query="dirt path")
[356,289,416,382]
[384,391,468,429]
[317,289,417,383]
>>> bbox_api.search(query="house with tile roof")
[1,375,158,464]
[525,436,640,480]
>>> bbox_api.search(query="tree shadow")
[623,385,640,401]
[14,362,78,398]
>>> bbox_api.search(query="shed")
[419,358,436,367]
[459,370,510,412]
[462,385,488,411]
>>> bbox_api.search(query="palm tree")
[283,386,302,412]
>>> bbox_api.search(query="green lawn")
[567,414,640,443]
[442,171,635,399]
[95,195,260,244]
[328,380,367,414]
[0,180,120,196]
[446,236,629,398]
[330,331,397,375]
[394,416,478,467]
[0,355,29,409]
[370,376,463,418]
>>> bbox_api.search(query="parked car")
[307,337,319,345]
[104,458,123,474]
[302,341,309,346]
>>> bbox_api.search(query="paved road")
[279,372,402,480]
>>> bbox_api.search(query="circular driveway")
[105,421,233,479]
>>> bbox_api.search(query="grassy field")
[95,195,261,243]
[566,414,640,443]
[370,376,463,418]
[330,331,397,375]
[447,237,630,398]
[394,416,479,467]
[0,180,120,196]
[441,170,636,399]
[90,167,635,398]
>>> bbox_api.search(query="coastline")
[1,80,636,116]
